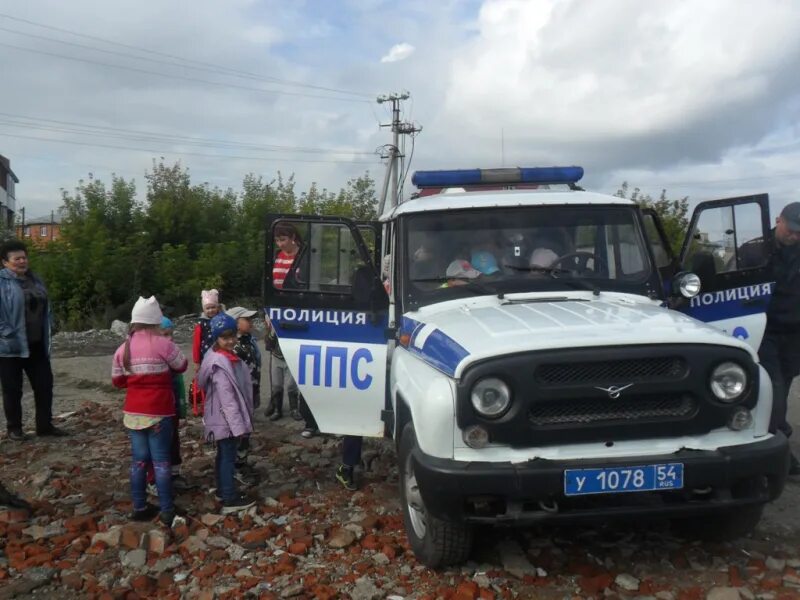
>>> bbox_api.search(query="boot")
[289,392,303,421]
[268,391,283,421]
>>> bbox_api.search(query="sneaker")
[268,412,283,422]
[159,511,175,527]
[146,483,159,497]
[130,503,159,521]
[7,428,27,442]
[335,465,357,491]
[790,452,800,476]
[36,425,69,437]
[300,428,318,439]
[221,496,255,514]
[290,409,303,422]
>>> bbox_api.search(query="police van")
[264,166,789,568]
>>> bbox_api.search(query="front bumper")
[413,433,789,524]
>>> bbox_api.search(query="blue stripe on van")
[401,316,470,377]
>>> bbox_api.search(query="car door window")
[683,200,767,280]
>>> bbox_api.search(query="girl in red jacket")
[112,296,188,526]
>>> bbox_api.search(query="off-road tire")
[398,424,473,568]
[672,504,764,542]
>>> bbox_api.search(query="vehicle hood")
[400,292,754,378]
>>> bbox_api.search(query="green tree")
[26,163,382,330]
[615,182,689,253]
[318,172,377,219]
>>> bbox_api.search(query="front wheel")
[398,424,473,568]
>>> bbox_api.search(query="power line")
[0,13,373,99]
[0,112,376,156]
[0,41,372,104]
[0,131,379,165]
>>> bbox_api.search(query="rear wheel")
[672,504,763,542]
[399,424,473,568]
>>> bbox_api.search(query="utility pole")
[376,92,422,216]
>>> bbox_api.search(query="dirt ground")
[0,338,799,599]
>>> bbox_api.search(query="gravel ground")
[0,325,798,599]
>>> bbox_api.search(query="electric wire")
[0,131,379,165]
[0,13,373,99]
[0,41,372,103]
[0,113,376,156]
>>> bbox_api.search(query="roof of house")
[24,214,63,225]
[0,154,19,183]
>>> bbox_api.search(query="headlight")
[677,272,701,298]
[710,361,747,402]
[470,377,511,418]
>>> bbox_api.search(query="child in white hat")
[111,296,188,527]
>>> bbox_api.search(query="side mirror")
[672,271,701,298]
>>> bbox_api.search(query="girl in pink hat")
[192,289,221,370]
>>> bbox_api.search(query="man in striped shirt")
[273,223,302,289]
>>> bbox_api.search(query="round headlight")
[470,377,511,418]
[678,272,701,298]
[710,361,747,402]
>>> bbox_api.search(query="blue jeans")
[216,437,239,502]
[129,418,174,513]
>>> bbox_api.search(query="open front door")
[675,194,773,350]
[264,215,390,437]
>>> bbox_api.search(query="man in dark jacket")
[757,202,800,475]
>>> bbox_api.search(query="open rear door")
[264,215,390,437]
[675,194,773,350]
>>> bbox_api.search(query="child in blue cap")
[197,313,255,513]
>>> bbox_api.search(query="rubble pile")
[1,402,799,599]
[51,315,265,358]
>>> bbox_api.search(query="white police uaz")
[264,167,789,568]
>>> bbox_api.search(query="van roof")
[382,188,636,221]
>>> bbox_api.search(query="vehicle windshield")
[403,205,657,306]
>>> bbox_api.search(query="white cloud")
[3,0,800,217]
[380,42,415,63]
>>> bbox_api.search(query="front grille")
[529,394,697,426]
[535,357,687,386]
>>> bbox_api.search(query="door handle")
[279,321,309,331]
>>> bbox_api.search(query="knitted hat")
[445,260,481,280]
[529,248,559,268]
[161,316,174,329]
[470,250,500,275]
[131,296,163,325]
[210,313,237,341]
[781,202,800,232]
[201,289,219,308]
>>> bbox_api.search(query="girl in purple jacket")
[197,313,255,514]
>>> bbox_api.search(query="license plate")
[564,463,684,496]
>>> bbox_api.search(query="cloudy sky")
[2,0,800,220]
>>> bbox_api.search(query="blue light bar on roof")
[411,166,584,188]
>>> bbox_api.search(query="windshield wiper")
[502,263,600,296]
[502,264,571,276]
[555,277,601,296]
[410,277,497,296]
